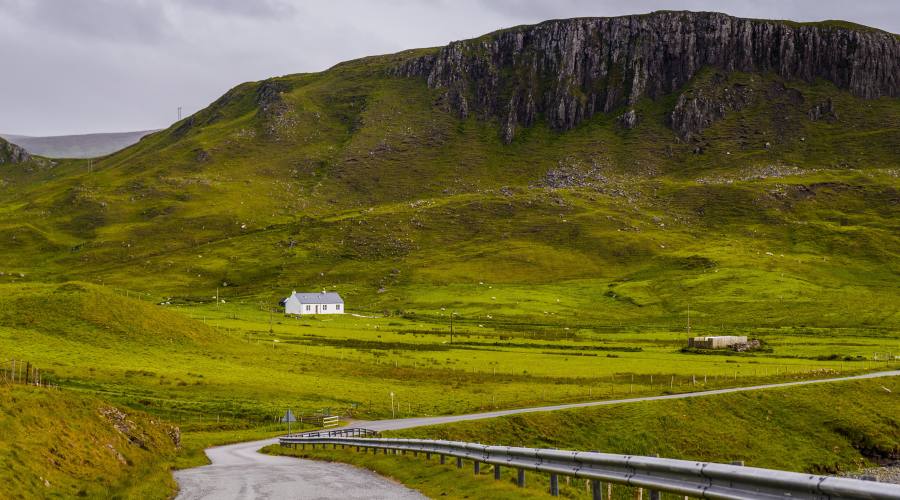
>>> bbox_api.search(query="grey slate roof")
[287,291,343,304]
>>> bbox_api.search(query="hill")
[0,11,897,331]
[0,384,179,498]
[1,130,157,159]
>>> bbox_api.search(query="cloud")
[1,0,172,45]
[0,0,897,136]
[184,0,297,19]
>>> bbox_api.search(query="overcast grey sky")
[1,0,897,136]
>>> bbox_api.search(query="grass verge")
[266,378,899,498]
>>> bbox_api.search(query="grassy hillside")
[0,385,179,499]
[0,58,895,331]
[267,378,900,498]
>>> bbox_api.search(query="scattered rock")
[194,149,211,162]
[808,98,839,121]
[617,109,639,129]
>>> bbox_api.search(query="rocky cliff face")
[0,137,31,164]
[394,11,900,142]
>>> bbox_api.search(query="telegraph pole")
[178,106,182,121]
[687,299,691,335]
[449,312,454,344]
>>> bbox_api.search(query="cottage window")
[323,305,328,311]
[305,305,311,311]
[336,304,341,310]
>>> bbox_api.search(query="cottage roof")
[287,291,344,304]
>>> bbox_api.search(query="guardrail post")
[426,452,431,460]
[474,461,480,475]
[456,457,463,469]
[549,473,559,496]
[591,479,602,500]
[517,468,525,488]
[648,489,660,500]
[493,464,501,480]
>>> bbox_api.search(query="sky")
[1,0,898,136]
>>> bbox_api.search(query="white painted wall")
[295,302,343,315]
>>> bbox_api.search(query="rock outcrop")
[0,137,31,164]
[394,11,900,142]
[255,79,296,139]
[670,75,755,141]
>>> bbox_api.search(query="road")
[356,369,900,431]
[173,437,425,499]
[174,369,898,499]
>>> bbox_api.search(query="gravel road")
[174,369,899,498]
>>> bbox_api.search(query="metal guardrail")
[279,435,900,499]
[289,427,378,438]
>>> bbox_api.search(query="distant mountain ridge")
[0,130,158,159]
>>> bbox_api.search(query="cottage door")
[315,305,320,314]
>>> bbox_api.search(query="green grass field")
[1,283,896,428]
[267,377,900,499]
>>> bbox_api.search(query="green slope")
[0,385,179,498]
[0,25,897,332]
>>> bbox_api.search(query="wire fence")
[0,358,57,389]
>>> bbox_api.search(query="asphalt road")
[173,437,426,500]
[356,369,900,431]
[174,369,899,499]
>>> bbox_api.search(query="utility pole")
[216,287,219,309]
[449,312,454,344]
[687,299,691,335]
[178,106,182,121]
[390,392,395,418]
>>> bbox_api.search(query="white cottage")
[282,291,344,315]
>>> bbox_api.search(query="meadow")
[267,377,900,499]
[2,282,896,431]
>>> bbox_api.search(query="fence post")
[517,468,526,487]
[649,454,661,500]
[550,473,559,496]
